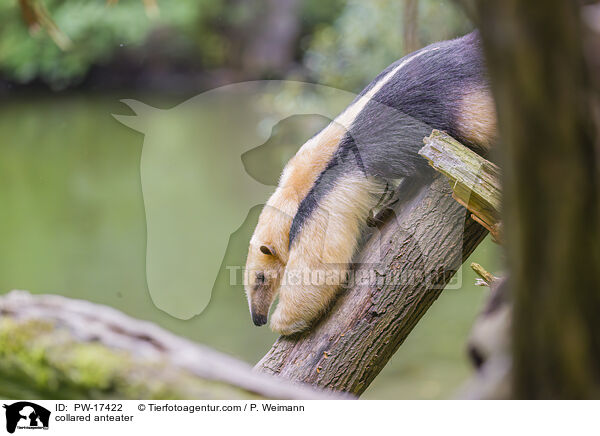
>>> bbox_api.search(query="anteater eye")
[256,272,265,285]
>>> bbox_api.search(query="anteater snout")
[252,312,267,327]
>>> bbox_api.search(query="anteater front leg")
[270,173,385,335]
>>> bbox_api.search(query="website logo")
[3,402,50,434]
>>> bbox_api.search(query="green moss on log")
[0,318,260,400]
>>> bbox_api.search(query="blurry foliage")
[17,0,73,50]
[0,0,472,90]
[0,0,211,87]
[304,0,473,91]
[0,0,346,89]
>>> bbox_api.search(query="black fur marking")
[289,133,365,248]
[288,31,489,248]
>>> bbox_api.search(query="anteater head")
[244,202,292,327]
[245,241,283,326]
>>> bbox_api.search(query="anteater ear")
[260,244,276,257]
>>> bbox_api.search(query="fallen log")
[0,290,346,400]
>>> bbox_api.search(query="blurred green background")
[0,0,502,399]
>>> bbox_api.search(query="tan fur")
[270,175,382,334]
[280,122,346,203]
[455,87,497,152]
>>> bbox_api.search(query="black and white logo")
[3,402,50,434]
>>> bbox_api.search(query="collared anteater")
[245,31,497,335]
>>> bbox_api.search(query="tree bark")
[256,173,488,395]
[0,290,346,400]
[474,1,600,398]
